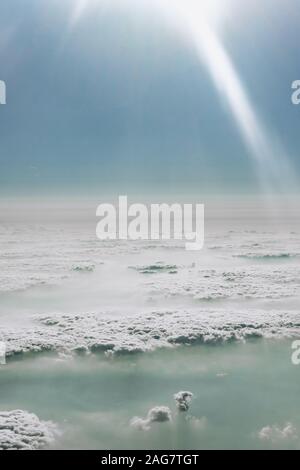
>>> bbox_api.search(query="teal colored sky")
[0,0,299,197]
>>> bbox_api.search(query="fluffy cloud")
[258,422,298,444]
[174,391,194,412]
[130,406,172,431]
[0,410,59,450]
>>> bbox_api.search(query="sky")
[0,0,299,197]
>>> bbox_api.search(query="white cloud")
[258,422,298,444]
[0,410,59,450]
[174,391,194,412]
[130,406,172,431]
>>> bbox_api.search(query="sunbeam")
[69,0,89,27]
[157,0,296,199]
[64,0,296,202]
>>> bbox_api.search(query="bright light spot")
[159,0,229,27]
[69,0,88,26]
[69,0,100,28]
[68,0,228,29]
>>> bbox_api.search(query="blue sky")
[0,0,299,197]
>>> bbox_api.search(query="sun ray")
[158,0,296,200]
[69,0,90,28]
[64,0,296,203]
